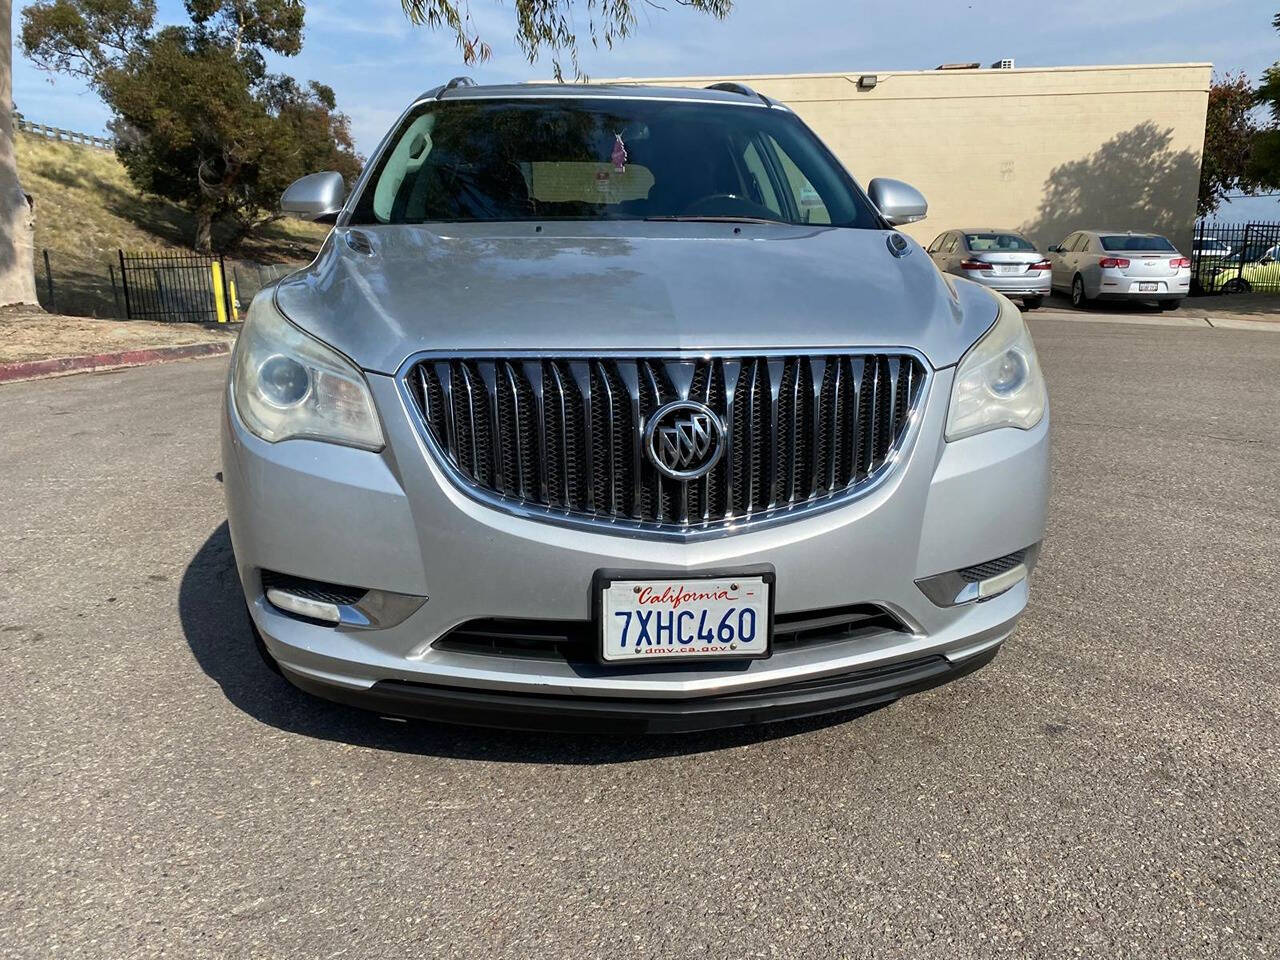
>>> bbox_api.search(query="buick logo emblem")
[644,400,726,480]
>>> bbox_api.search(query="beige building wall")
[607,63,1211,254]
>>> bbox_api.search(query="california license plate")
[599,574,773,662]
[1139,282,1158,292]
[994,264,1022,275]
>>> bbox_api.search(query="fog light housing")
[915,545,1040,607]
[258,569,427,629]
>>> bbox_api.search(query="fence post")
[211,260,228,323]
[118,250,132,318]
[42,250,55,313]
[228,264,241,322]
[108,263,122,317]
[1237,224,1250,287]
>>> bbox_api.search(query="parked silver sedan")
[927,229,1051,309]
[1048,230,1191,310]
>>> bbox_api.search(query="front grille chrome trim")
[396,348,933,541]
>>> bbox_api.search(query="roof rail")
[705,81,771,106]
[436,76,477,99]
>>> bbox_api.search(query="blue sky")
[11,0,1279,216]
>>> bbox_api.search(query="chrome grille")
[404,352,928,534]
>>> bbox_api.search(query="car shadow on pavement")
[180,523,875,764]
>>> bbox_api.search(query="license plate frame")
[1139,282,1159,292]
[594,568,776,664]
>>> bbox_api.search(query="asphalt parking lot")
[2,318,1278,959]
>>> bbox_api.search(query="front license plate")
[599,575,772,662]
[1139,282,1158,292]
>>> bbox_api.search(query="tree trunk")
[0,0,40,307]
[194,208,213,253]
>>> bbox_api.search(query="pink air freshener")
[611,134,628,173]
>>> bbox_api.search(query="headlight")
[945,293,1047,441]
[231,294,384,450]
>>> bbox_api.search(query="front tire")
[1071,275,1090,309]
[1221,277,1252,295]
[1022,296,1043,311]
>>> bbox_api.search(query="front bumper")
[285,645,1001,733]
[222,363,1050,727]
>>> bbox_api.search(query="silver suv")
[222,81,1050,732]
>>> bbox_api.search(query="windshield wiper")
[644,215,790,225]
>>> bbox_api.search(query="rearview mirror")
[281,171,346,222]
[866,178,927,227]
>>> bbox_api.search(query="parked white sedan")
[1048,230,1191,310]
[927,229,1050,309]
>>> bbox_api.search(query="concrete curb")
[1032,309,1280,333]
[0,340,232,384]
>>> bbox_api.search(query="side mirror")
[1047,244,1060,253]
[867,178,927,227]
[281,171,346,222]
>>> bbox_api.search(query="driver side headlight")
[945,293,1047,441]
[231,294,384,450]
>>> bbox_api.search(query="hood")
[274,221,997,374]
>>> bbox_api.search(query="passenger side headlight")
[231,294,384,450]
[945,293,1047,441]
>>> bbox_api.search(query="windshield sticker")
[611,134,628,173]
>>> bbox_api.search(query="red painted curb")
[0,340,232,384]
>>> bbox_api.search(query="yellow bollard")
[211,261,228,324]
[228,278,240,322]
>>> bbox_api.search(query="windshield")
[965,233,1035,252]
[1101,235,1175,252]
[349,98,881,227]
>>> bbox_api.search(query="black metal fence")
[118,251,230,322]
[1192,220,1280,295]
[36,250,301,320]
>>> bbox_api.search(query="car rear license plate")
[994,264,1023,275]
[1139,282,1158,292]
[599,574,772,662]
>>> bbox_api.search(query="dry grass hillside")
[17,133,328,317]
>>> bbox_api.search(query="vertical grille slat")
[721,358,740,520]
[616,361,644,521]
[883,357,902,464]
[568,361,596,514]
[549,362,574,508]
[826,357,843,492]
[501,361,530,499]
[521,361,549,504]
[431,361,458,467]
[845,357,864,488]
[809,357,827,500]
[639,360,667,524]
[765,359,784,509]
[595,361,618,515]
[476,361,504,495]
[408,352,925,533]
